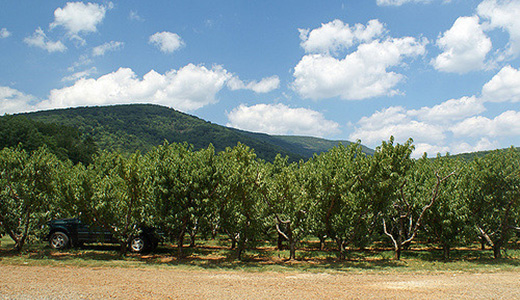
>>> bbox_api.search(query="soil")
[1,265,519,299]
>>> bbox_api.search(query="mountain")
[16,104,372,161]
[444,147,520,161]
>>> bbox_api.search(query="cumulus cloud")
[50,1,111,43]
[0,86,37,115]
[414,143,451,157]
[292,37,427,100]
[227,76,280,93]
[477,0,520,58]
[0,28,11,39]
[39,64,231,112]
[349,106,446,148]
[451,110,520,137]
[92,41,124,56]
[408,96,486,122]
[452,138,499,154]
[149,32,185,53]
[348,94,495,156]
[61,67,97,82]
[226,103,340,137]
[481,65,520,102]
[24,28,67,53]
[350,99,520,156]
[298,19,385,54]
[432,16,492,73]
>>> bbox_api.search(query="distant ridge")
[19,104,373,161]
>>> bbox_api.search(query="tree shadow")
[2,242,519,271]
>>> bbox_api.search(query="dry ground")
[1,265,519,299]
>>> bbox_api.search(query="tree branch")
[403,170,456,245]
[477,226,494,247]
[383,219,398,250]
[275,221,290,241]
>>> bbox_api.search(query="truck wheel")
[129,236,147,253]
[50,232,70,250]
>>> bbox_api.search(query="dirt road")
[1,265,519,299]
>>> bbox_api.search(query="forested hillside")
[0,115,97,164]
[17,104,368,161]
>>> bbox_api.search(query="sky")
[1,0,520,157]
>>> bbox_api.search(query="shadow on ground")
[2,242,519,272]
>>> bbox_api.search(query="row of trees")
[1,138,519,260]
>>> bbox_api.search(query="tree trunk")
[177,216,189,256]
[277,232,285,250]
[237,238,246,261]
[14,238,25,252]
[442,243,450,260]
[189,219,198,248]
[319,235,326,251]
[336,238,346,260]
[395,216,405,261]
[493,243,502,259]
[395,243,402,260]
[289,240,296,260]
[189,233,196,248]
[120,240,128,256]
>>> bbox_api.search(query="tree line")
[1,137,519,260]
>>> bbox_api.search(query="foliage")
[260,154,308,259]
[0,115,97,165]
[215,143,267,260]
[81,151,151,254]
[1,137,519,263]
[423,156,469,259]
[0,147,61,251]
[302,143,372,259]
[20,104,372,162]
[462,147,520,258]
[148,142,218,254]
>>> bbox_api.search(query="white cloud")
[452,138,499,154]
[50,1,110,43]
[414,143,451,157]
[348,95,493,157]
[0,86,37,115]
[451,110,520,137]
[298,19,385,54]
[227,76,280,93]
[432,16,492,73]
[92,41,124,56]
[481,65,520,102]
[24,28,67,53]
[408,96,486,122]
[149,32,185,53]
[349,106,446,147]
[129,10,144,22]
[292,37,427,100]
[477,0,520,58]
[39,64,231,112]
[61,67,97,82]
[0,28,11,39]
[226,103,340,137]
[356,106,409,130]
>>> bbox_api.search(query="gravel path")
[1,265,519,299]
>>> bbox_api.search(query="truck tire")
[129,236,148,253]
[49,232,70,250]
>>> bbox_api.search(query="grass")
[1,235,520,274]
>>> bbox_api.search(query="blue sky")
[1,0,520,157]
